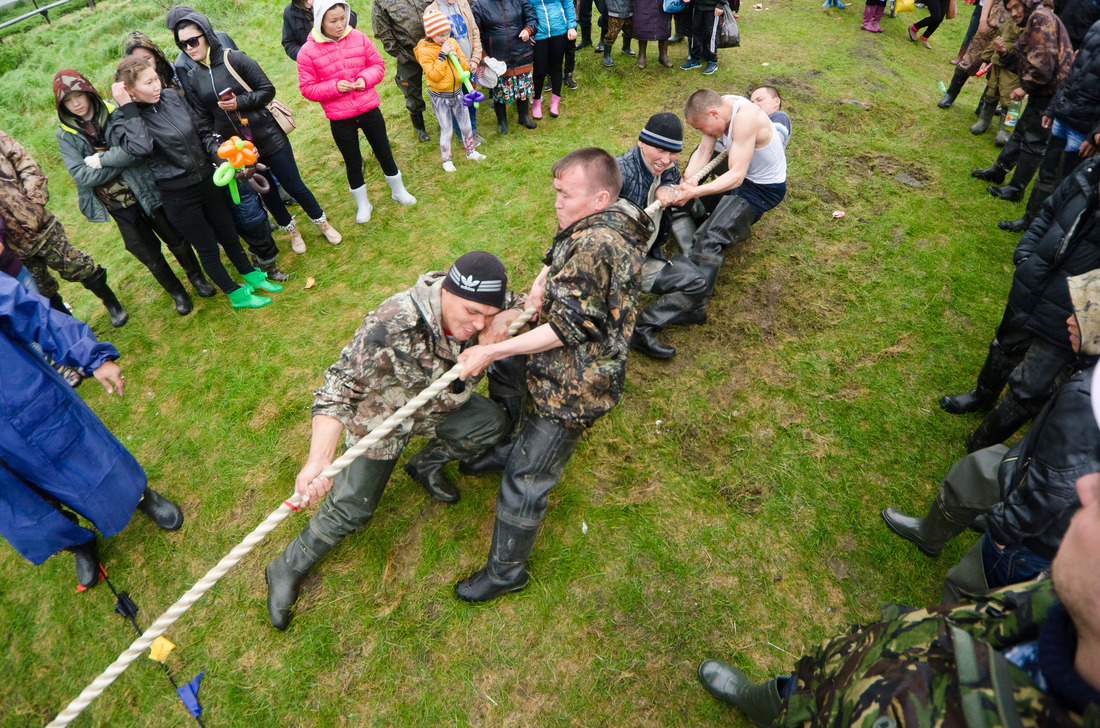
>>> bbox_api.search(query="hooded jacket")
[53,70,163,223]
[1047,18,1100,139]
[527,199,653,428]
[298,0,387,121]
[283,0,359,60]
[471,0,538,73]
[528,0,575,41]
[1008,157,1100,348]
[171,9,289,158]
[0,129,53,256]
[1002,0,1075,96]
[164,6,239,90]
[123,31,181,90]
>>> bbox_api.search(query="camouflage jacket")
[313,272,522,460]
[1003,0,1075,97]
[780,579,1099,728]
[0,130,54,257]
[527,199,653,429]
[372,0,432,60]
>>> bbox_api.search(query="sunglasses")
[177,35,204,49]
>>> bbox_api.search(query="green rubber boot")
[228,286,272,309]
[241,269,283,293]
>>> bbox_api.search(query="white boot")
[385,172,417,206]
[349,185,372,224]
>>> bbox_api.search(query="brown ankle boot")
[637,39,647,68]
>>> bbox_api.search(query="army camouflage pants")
[394,53,426,115]
[20,220,104,300]
[305,393,508,546]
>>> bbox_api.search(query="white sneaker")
[466,150,487,161]
[443,160,457,172]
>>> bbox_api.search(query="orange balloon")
[216,136,259,168]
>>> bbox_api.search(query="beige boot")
[281,218,306,254]
[312,214,342,245]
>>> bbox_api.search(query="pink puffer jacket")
[297,27,387,121]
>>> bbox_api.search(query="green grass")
[0,0,1021,725]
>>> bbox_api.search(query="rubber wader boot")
[82,268,128,328]
[149,263,193,315]
[988,152,1040,202]
[631,308,678,358]
[669,205,698,257]
[965,392,1032,453]
[405,441,461,503]
[970,98,996,135]
[171,243,216,297]
[65,538,99,590]
[410,111,430,142]
[265,526,333,630]
[516,99,537,129]
[697,660,783,727]
[995,119,1012,146]
[578,24,592,48]
[49,292,69,314]
[939,339,1015,414]
[881,499,969,557]
[938,66,967,109]
[636,39,648,68]
[454,517,540,602]
[494,102,508,134]
[658,39,672,66]
[136,487,184,531]
[1003,155,1061,232]
[459,394,525,475]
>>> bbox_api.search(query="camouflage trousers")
[20,220,104,300]
[982,65,1020,109]
[394,53,426,115]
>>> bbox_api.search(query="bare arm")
[679,113,757,199]
[457,323,563,379]
[683,134,718,180]
[295,414,346,506]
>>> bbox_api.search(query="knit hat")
[442,251,507,309]
[423,8,451,38]
[639,112,683,153]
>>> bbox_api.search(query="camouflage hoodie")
[313,272,523,459]
[0,129,52,257]
[528,199,654,429]
[1003,0,1075,96]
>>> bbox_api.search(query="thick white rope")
[642,147,730,220]
[46,307,539,728]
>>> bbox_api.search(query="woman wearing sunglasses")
[170,8,342,255]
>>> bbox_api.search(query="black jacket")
[1055,0,1100,49]
[282,2,358,60]
[1048,19,1100,139]
[1008,158,1100,348]
[175,10,288,158]
[112,90,218,190]
[987,366,1100,559]
[472,0,538,70]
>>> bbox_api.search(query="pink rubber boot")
[549,94,561,117]
[532,97,543,120]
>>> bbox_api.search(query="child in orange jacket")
[414,8,487,172]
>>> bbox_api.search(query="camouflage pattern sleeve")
[311,313,397,428]
[542,233,614,347]
[0,130,49,207]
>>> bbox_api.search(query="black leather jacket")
[987,366,1100,559]
[112,90,218,191]
[176,10,289,158]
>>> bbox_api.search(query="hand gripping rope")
[46,307,539,728]
[642,147,730,220]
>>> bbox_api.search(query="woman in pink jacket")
[298,0,416,224]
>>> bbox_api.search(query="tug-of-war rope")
[47,148,730,728]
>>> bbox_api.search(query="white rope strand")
[643,147,730,220]
[46,306,539,728]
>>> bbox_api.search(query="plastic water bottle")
[1004,98,1023,129]
[938,81,948,94]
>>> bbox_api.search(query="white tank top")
[720,95,787,185]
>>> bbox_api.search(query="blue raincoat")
[0,273,145,565]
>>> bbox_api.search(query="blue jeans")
[257,141,324,226]
[981,531,1050,590]
[15,265,41,296]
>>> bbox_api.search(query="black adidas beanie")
[442,251,508,309]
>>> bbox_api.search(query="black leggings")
[912,0,947,38]
[109,205,188,276]
[159,179,253,294]
[329,108,399,189]
[533,34,570,99]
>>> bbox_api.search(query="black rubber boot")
[881,499,969,557]
[578,24,592,48]
[965,391,1033,453]
[81,268,128,328]
[939,339,1016,414]
[454,517,540,602]
[516,99,537,129]
[411,111,430,142]
[494,102,508,134]
[65,538,100,590]
[48,292,69,314]
[937,67,967,109]
[265,526,333,630]
[603,44,614,66]
[458,393,525,475]
[999,214,1032,233]
[405,441,461,503]
[169,243,216,297]
[988,152,1040,202]
[621,36,636,56]
[971,163,1009,184]
[136,487,184,531]
[148,263,192,316]
[970,98,996,135]
[669,207,698,257]
[697,660,783,727]
[631,326,676,359]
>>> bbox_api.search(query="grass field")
[0,0,1028,725]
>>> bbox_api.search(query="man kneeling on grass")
[265,251,525,630]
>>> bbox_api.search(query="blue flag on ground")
[176,671,204,718]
